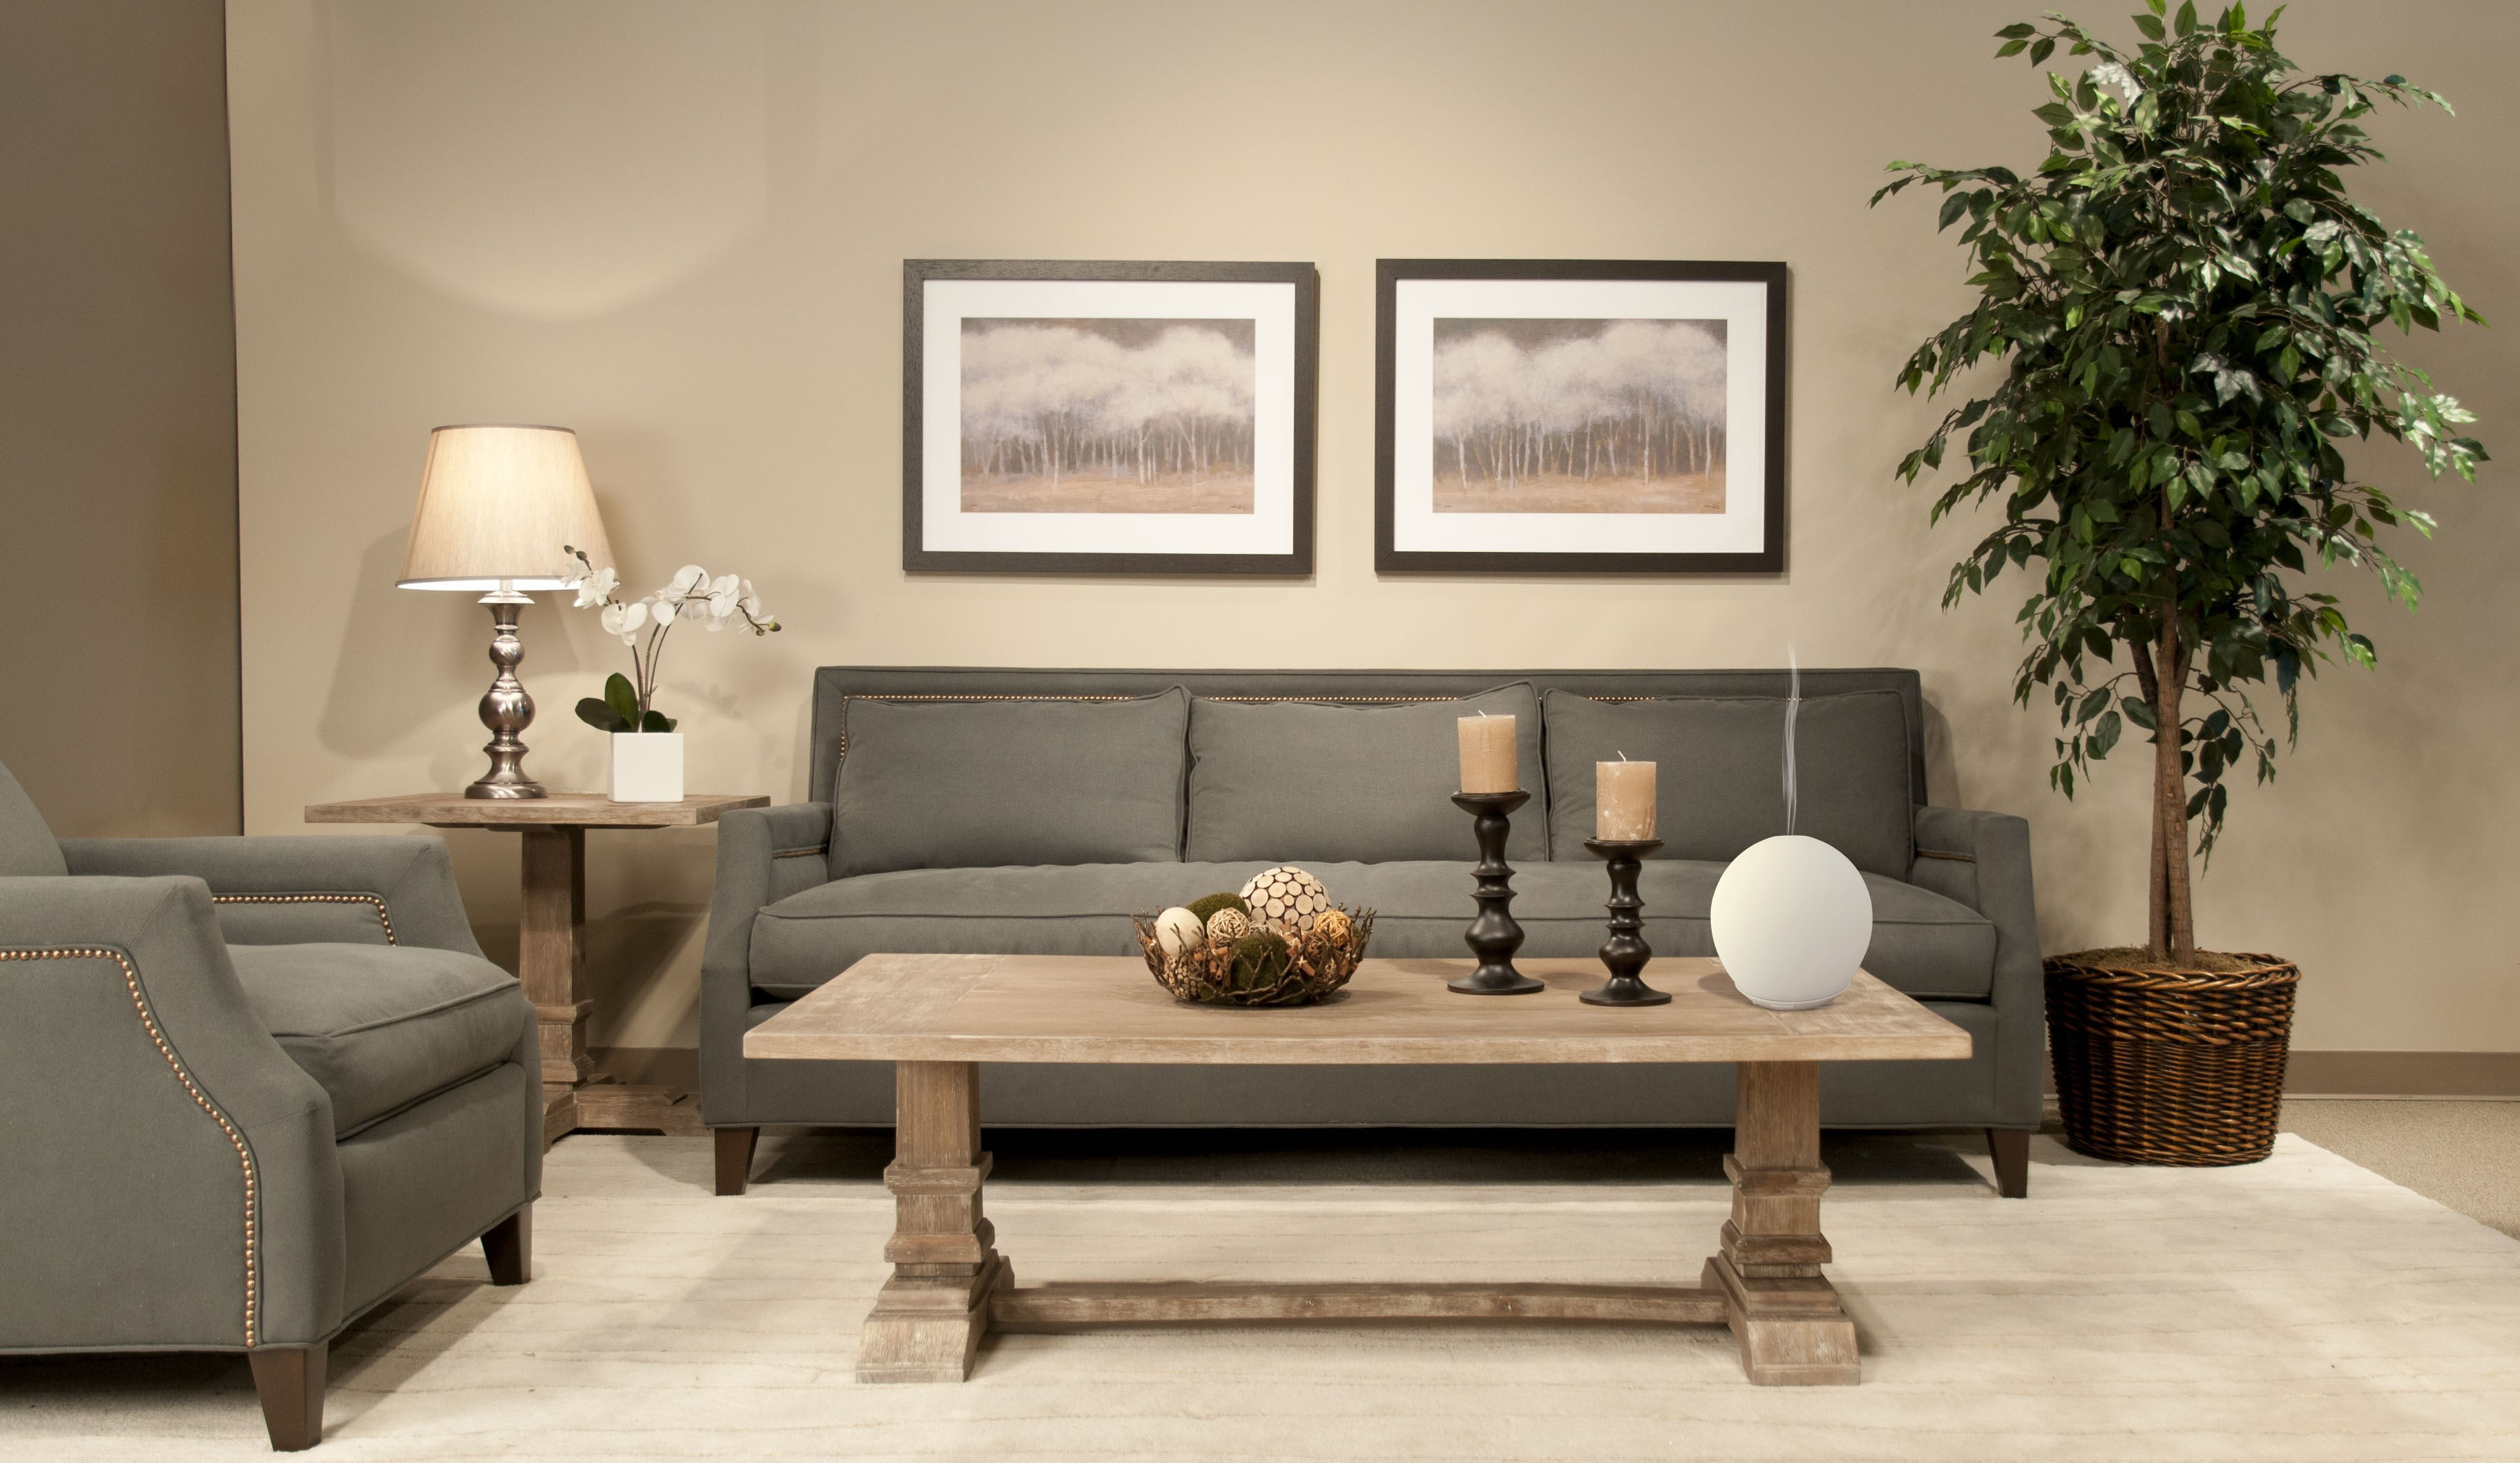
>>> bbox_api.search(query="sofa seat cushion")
[228,943,527,1137]
[749,861,1994,1003]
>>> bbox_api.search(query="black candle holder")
[1581,836,1670,1006]
[1449,790,1541,995]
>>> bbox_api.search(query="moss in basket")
[1229,930,1292,990]
[1186,891,1249,923]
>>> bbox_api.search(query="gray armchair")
[0,763,540,1451]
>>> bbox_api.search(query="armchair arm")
[61,835,484,957]
[0,876,345,1350]
[699,802,831,1125]
[1909,805,2044,1127]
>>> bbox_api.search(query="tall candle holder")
[1449,790,1542,995]
[1581,836,1670,1006]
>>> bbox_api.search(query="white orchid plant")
[557,544,780,734]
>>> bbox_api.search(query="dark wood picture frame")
[904,258,1319,575]
[1374,258,1788,575]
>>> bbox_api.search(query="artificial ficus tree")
[1874,2,2485,962]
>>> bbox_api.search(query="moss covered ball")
[1186,891,1250,923]
[1230,930,1293,989]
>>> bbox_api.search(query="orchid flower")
[559,543,785,734]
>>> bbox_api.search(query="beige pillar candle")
[1457,713,1518,794]
[1596,758,1658,840]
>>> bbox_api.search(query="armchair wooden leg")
[483,1204,533,1284]
[715,1125,760,1196]
[1987,1128,2030,1198]
[248,1342,325,1451]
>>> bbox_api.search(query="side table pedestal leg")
[1708,1060,1859,1386]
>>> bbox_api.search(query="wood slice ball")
[1203,907,1253,944]
[1239,866,1331,935]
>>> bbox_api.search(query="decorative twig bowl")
[1132,908,1376,1007]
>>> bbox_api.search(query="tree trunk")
[2148,615,2196,962]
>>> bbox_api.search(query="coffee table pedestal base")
[857,1058,1861,1386]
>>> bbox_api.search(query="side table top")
[305,792,770,829]
[745,955,1974,1066]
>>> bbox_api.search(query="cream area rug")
[6,1129,2518,1461]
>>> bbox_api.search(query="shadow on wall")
[321,528,583,767]
[584,899,707,1048]
[318,0,775,319]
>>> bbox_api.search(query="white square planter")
[609,732,685,803]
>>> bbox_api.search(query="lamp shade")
[397,424,613,591]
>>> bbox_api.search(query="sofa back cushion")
[831,689,1189,878]
[1186,683,1547,863]
[0,761,66,877]
[1540,689,1913,877]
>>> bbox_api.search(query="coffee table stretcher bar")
[743,953,1972,1387]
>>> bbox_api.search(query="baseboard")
[591,1046,702,1096]
[2280,1051,2520,1099]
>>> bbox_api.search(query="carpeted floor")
[6,1124,2518,1460]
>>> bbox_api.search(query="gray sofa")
[703,668,2041,1196]
[0,763,540,1451]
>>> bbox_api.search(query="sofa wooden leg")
[483,1204,533,1284]
[715,1125,759,1196]
[1987,1128,2030,1198]
[248,1342,326,1451]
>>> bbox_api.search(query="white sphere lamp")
[1710,834,1874,1011]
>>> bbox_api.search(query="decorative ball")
[1187,891,1250,923]
[1204,907,1253,944]
[1154,906,1207,957]
[1239,866,1332,935]
[1710,834,1873,1011]
[1310,908,1353,945]
[1229,930,1292,989]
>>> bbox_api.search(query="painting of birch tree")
[1431,318,1726,513]
[960,318,1256,513]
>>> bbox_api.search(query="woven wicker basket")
[2044,952,2300,1167]
[1132,908,1375,1007]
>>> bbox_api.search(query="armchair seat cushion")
[228,943,528,1137]
[748,859,1995,1003]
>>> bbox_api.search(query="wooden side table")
[306,792,767,1145]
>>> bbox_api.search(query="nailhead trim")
[211,892,396,945]
[829,691,1623,760]
[1,946,260,1344]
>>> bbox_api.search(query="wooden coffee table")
[745,953,1971,1387]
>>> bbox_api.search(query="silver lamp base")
[467,591,546,799]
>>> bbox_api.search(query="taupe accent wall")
[225,0,2518,1057]
[1,0,241,836]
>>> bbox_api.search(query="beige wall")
[1,0,240,837]
[225,0,2520,1055]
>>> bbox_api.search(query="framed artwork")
[904,259,1319,575]
[1375,259,1788,574]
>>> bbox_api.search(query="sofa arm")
[61,835,484,957]
[1910,805,2044,1127]
[0,875,345,1350]
[699,803,832,1125]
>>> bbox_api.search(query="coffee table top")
[744,955,1972,1066]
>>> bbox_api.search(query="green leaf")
[2090,710,2123,756]
[2030,37,2055,64]
[2134,10,2166,39]
[2174,0,2197,35]
[605,673,640,728]
[1996,21,2036,37]
[576,697,627,733]
[640,709,678,734]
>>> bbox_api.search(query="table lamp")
[397,424,613,799]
